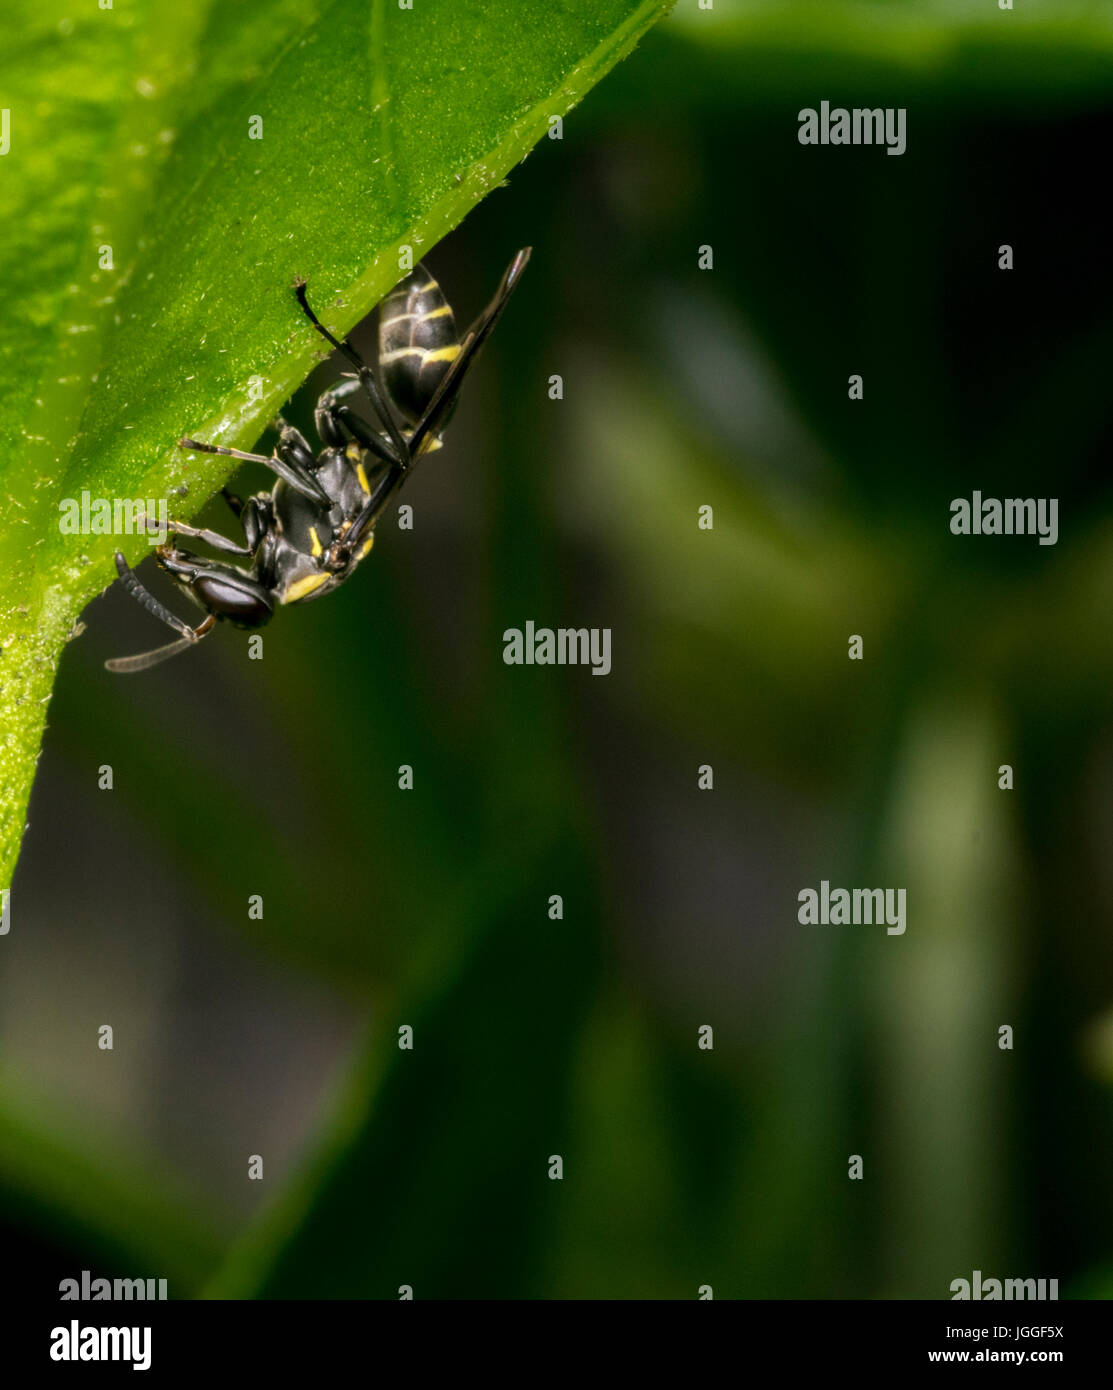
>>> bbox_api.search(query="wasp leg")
[271,419,344,499]
[178,437,332,509]
[293,280,411,467]
[273,419,318,470]
[220,489,272,553]
[312,378,399,469]
[313,378,360,446]
[336,406,402,468]
[154,517,253,556]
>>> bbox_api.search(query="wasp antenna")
[293,281,346,353]
[178,438,276,466]
[105,630,207,674]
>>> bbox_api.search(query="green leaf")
[0,0,673,889]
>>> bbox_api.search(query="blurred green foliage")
[3,0,1113,1301]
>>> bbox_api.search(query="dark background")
[3,3,1113,1299]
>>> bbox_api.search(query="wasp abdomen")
[379,263,460,426]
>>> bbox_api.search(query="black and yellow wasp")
[106,247,531,672]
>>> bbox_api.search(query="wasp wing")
[407,247,531,459]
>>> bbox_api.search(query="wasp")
[106,247,531,672]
